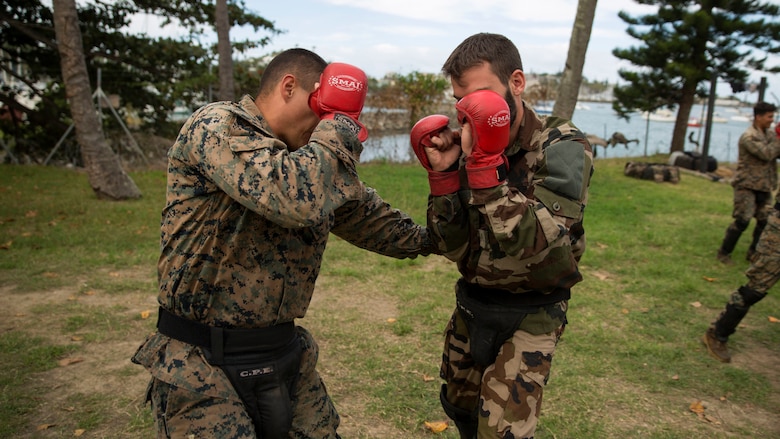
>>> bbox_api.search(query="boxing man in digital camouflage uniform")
[705,190,780,363]
[411,33,593,438]
[131,49,436,439]
[716,102,779,265]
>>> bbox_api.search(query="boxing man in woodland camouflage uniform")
[716,102,779,265]
[705,192,780,362]
[410,33,593,438]
[131,49,436,438]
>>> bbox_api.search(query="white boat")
[688,113,728,127]
[730,110,751,122]
[641,108,676,122]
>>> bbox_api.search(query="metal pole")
[700,71,717,172]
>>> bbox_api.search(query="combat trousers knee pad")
[720,220,749,254]
[440,384,477,439]
[714,286,767,339]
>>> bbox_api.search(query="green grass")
[0,158,778,438]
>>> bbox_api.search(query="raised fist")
[455,89,511,189]
[411,115,461,195]
[309,63,368,141]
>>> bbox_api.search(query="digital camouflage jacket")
[133,95,434,397]
[732,124,780,192]
[428,103,593,304]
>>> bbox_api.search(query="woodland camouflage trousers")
[440,301,567,439]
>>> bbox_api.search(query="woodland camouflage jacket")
[428,103,593,304]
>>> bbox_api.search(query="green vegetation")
[0,159,778,438]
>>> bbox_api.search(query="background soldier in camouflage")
[411,33,593,439]
[131,49,436,439]
[705,194,780,362]
[716,102,779,265]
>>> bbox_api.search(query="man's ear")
[508,69,525,97]
[280,74,296,101]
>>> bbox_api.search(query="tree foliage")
[0,0,278,163]
[367,71,450,130]
[612,0,780,153]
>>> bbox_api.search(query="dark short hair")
[258,48,327,96]
[753,101,777,117]
[442,33,523,84]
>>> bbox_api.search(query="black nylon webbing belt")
[156,307,295,358]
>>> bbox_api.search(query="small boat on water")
[641,108,676,122]
[688,113,728,127]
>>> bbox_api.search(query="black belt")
[156,307,296,361]
[458,278,570,307]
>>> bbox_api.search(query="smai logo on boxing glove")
[487,111,510,129]
[326,74,365,93]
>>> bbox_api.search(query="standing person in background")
[716,101,779,265]
[411,33,593,439]
[132,48,437,439]
[705,193,780,362]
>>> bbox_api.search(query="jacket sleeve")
[169,103,365,229]
[331,186,438,259]
[741,129,780,161]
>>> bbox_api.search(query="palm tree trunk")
[216,0,235,101]
[52,0,141,200]
[553,0,597,120]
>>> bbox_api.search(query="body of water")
[360,101,757,165]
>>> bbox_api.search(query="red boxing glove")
[456,89,511,189]
[411,115,461,195]
[309,62,368,142]
[775,122,780,138]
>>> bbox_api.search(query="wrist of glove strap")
[466,156,508,189]
[323,113,368,142]
[428,170,461,196]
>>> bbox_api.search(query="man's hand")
[309,63,368,141]
[455,89,511,189]
[411,115,462,195]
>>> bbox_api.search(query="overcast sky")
[130,0,779,102]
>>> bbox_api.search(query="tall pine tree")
[612,0,780,153]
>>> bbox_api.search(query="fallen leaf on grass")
[591,271,610,280]
[140,310,151,319]
[671,374,679,380]
[422,374,435,382]
[0,240,11,250]
[702,276,717,282]
[424,421,449,433]
[690,301,702,308]
[58,357,84,367]
[621,308,629,314]
[37,424,56,431]
[42,272,59,278]
[386,318,397,323]
[74,429,86,436]
[768,316,779,323]
[689,400,705,414]
[70,335,84,341]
